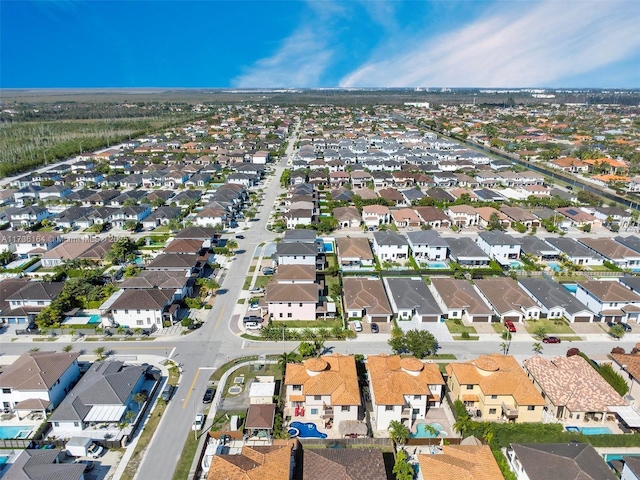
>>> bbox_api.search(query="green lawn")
[452,335,480,341]
[588,265,614,272]
[278,319,343,329]
[171,432,201,480]
[492,323,507,334]
[524,318,575,335]
[248,266,256,273]
[253,276,271,289]
[237,299,246,304]
[152,225,171,233]
[444,320,478,335]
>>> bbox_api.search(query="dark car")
[187,322,202,330]
[542,336,561,344]
[607,321,632,332]
[235,235,245,239]
[203,387,215,404]
[504,320,516,333]
[370,324,379,333]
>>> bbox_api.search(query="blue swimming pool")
[509,261,524,269]
[288,421,327,439]
[0,455,8,465]
[566,425,612,435]
[410,422,446,439]
[0,426,33,439]
[563,283,578,293]
[547,261,561,272]
[323,242,334,253]
[604,453,640,462]
[427,261,448,269]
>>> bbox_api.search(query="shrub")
[461,331,471,339]
[566,347,580,357]
[611,347,626,355]
[598,363,629,396]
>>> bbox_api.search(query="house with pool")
[575,280,640,324]
[523,355,627,424]
[335,237,374,270]
[446,355,545,423]
[518,278,595,323]
[474,278,541,323]
[0,351,80,419]
[284,354,362,434]
[366,355,444,431]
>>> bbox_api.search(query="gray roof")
[276,241,317,256]
[510,443,616,480]
[282,229,317,242]
[406,230,449,247]
[614,236,640,255]
[4,449,85,480]
[384,277,442,315]
[478,231,521,246]
[447,238,490,260]
[519,237,558,257]
[373,231,408,247]
[618,276,640,294]
[518,278,592,315]
[545,237,602,259]
[49,361,145,423]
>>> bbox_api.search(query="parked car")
[352,321,363,332]
[542,336,561,344]
[248,288,265,294]
[87,443,104,458]
[248,303,260,311]
[607,321,632,332]
[504,320,516,333]
[235,234,245,239]
[262,267,275,275]
[160,383,174,402]
[74,460,95,471]
[187,322,202,330]
[202,388,215,404]
[192,413,205,431]
[370,324,379,333]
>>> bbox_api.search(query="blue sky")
[2,0,639,89]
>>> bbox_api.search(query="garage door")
[472,316,490,323]
[421,316,439,322]
[574,316,591,323]
[370,316,389,323]
[503,316,520,323]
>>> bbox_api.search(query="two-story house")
[476,231,522,265]
[366,355,444,431]
[575,280,640,324]
[0,282,64,324]
[446,355,545,423]
[284,354,361,432]
[474,278,540,322]
[362,205,391,228]
[372,231,409,263]
[406,230,448,263]
[336,237,374,270]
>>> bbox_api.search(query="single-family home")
[476,231,521,265]
[518,278,595,323]
[284,354,361,432]
[342,277,393,323]
[302,448,387,480]
[3,449,87,480]
[333,234,374,270]
[0,231,62,258]
[194,205,227,227]
[9,206,50,229]
[506,443,616,480]
[383,277,443,323]
[390,208,421,228]
[575,280,640,323]
[523,355,626,422]
[445,355,545,423]
[102,288,177,329]
[48,360,147,436]
[545,237,605,267]
[0,351,80,417]
[519,237,559,261]
[119,270,193,301]
[419,446,504,480]
[576,237,640,269]
[361,205,391,228]
[366,354,444,431]
[446,238,491,267]
[445,205,479,227]
[500,206,540,228]
[274,241,317,267]
[372,231,409,263]
[206,441,294,480]
[0,282,64,325]
[332,206,361,229]
[474,278,541,322]
[406,230,448,263]
[413,206,451,228]
[556,207,602,229]
[431,278,494,322]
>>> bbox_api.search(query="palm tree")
[62,344,74,353]
[388,420,410,446]
[532,342,543,355]
[277,351,300,374]
[499,342,509,355]
[93,346,106,361]
[453,416,472,438]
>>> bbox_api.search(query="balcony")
[401,407,411,418]
[323,407,334,418]
[502,402,519,419]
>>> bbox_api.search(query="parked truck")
[66,437,103,458]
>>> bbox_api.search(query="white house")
[575,280,640,323]
[372,231,409,263]
[406,230,448,262]
[101,289,176,329]
[252,151,270,164]
[0,231,62,259]
[0,351,80,417]
[362,205,391,227]
[476,231,521,265]
[366,355,444,431]
[274,242,317,266]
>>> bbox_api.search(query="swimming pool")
[0,426,33,439]
[323,242,334,253]
[288,421,327,439]
[563,283,578,293]
[62,314,101,325]
[427,261,448,269]
[509,261,524,269]
[410,422,446,438]
[547,261,561,272]
[604,453,640,462]
[565,425,612,435]
[0,455,9,465]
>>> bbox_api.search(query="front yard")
[524,317,575,335]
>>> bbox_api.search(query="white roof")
[608,405,640,427]
[84,405,127,422]
[249,382,276,397]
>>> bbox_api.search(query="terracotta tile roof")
[417,445,503,480]
[302,448,387,480]
[523,355,626,412]
[362,205,390,215]
[610,351,640,382]
[285,354,361,406]
[446,355,545,406]
[367,354,444,405]
[206,441,294,480]
[336,237,374,261]
[343,278,392,316]
[552,157,587,168]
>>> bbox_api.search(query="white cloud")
[232,28,333,88]
[340,0,640,87]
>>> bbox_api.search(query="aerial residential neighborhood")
[1,97,640,480]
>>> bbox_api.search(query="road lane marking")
[214,306,226,331]
[182,369,201,409]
